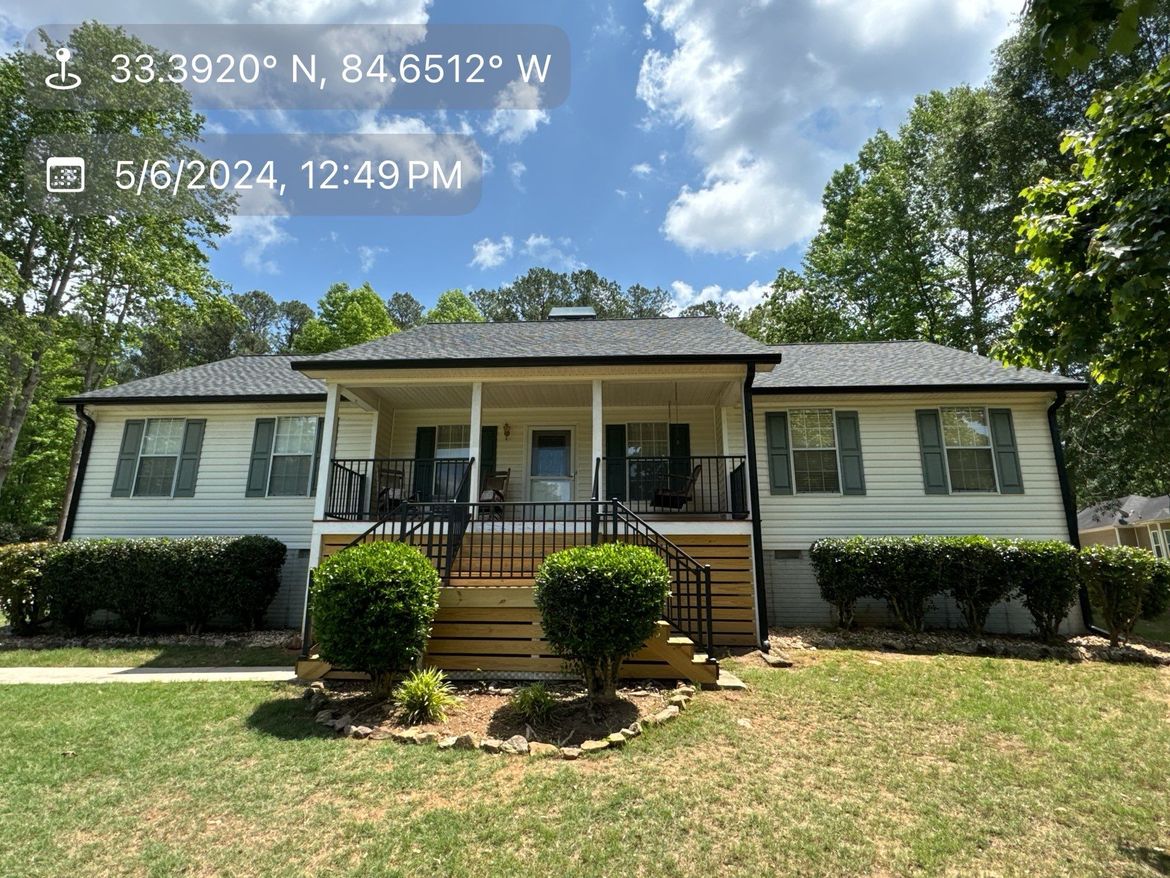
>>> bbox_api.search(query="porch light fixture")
[503,422,511,440]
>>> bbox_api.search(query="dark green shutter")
[479,426,498,481]
[668,423,691,482]
[915,410,950,495]
[111,419,145,497]
[245,418,276,497]
[989,408,1024,494]
[765,412,792,495]
[413,426,436,501]
[173,419,206,498]
[604,424,626,501]
[834,411,866,495]
[308,416,325,497]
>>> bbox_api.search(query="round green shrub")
[222,536,287,629]
[1081,544,1156,646]
[0,542,58,634]
[810,536,875,629]
[310,542,440,693]
[1008,539,1081,642]
[534,543,671,702]
[939,536,1012,635]
[1144,559,1170,623]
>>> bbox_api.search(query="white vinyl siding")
[753,391,1076,635]
[71,402,372,627]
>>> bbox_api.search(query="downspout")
[1047,389,1099,633]
[742,363,771,651]
[61,405,95,541]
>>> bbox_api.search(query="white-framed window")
[133,418,186,497]
[789,409,839,494]
[1151,528,1167,559]
[940,407,998,493]
[267,416,319,496]
[626,422,669,458]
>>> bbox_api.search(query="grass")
[1135,610,1170,644]
[1,651,1168,877]
[0,644,294,668]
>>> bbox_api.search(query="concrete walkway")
[0,666,299,685]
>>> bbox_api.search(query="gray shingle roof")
[293,317,780,368]
[61,355,325,404]
[752,341,1083,392]
[1078,495,1170,530]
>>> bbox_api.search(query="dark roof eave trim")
[57,393,328,406]
[751,381,1087,395]
[291,353,785,372]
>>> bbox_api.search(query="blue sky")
[3,0,1021,312]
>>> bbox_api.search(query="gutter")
[1047,389,1101,634]
[741,362,772,651]
[61,405,95,541]
[57,392,327,406]
[752,380,1088,395]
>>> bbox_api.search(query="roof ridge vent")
[546,306,597,320]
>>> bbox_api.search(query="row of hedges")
[0,536,287,635]
[810,536,1170,644]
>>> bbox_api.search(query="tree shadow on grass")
[246,697,336,740]
[1118,842,1170,875]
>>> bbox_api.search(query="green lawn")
[0,644,294,668]
[2,652,1168,877]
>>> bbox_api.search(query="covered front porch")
[313,367,753,525]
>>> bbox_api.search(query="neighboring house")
[1078,495,1170,559]
[60,314,1086,683]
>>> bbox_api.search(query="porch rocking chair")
[375,467,409,517]
[479,469,510,520]
[650,464,701,512]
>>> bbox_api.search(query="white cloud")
[521,234,584,271]
[509,161,527,190]
[357,245,388,273]
[615,188,629,199]
[669,278,771,313]
[638,0,1017,255]
[630,162,653,178]
[1,0,429,26]
[227,215,292,275]
[469,235,514,270]
[482,80,550,144]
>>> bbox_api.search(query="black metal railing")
[305,461,715,657]
[597,498,713,653]
[325,457,472,520]
[600,454,748,517]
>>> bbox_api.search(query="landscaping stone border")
[302,681,696,760]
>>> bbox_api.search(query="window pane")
[141,418,184,455]
[790,410,835,449]
[435,424,471,456]
[268,455,312,496]
[133,456,176,496]
[793,449,840,493]
[627,422,669,457]
[273,416,317,455]
[947,448,997,492]
[941,408,990,447]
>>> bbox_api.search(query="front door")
[529,430,573,502]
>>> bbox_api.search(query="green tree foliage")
[293,282,396,354]
[275,300,314,353]
[470,267,671,321]
[424,289,484,323]
[1007,58,1170,410]
[230,290,281,354]
[741,269,852,344]
[0,23,232,527]
[386,291,425,330]
[1026,0,1160,71]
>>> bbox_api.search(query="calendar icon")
[46,157,85,193]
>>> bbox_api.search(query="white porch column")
[591,379,604,496]
[468,381,483,500]
[312,383,341,520]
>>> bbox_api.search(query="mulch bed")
[763,626,1170,667]
[322,681,678,747]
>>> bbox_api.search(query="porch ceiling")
[351,378,737,411]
